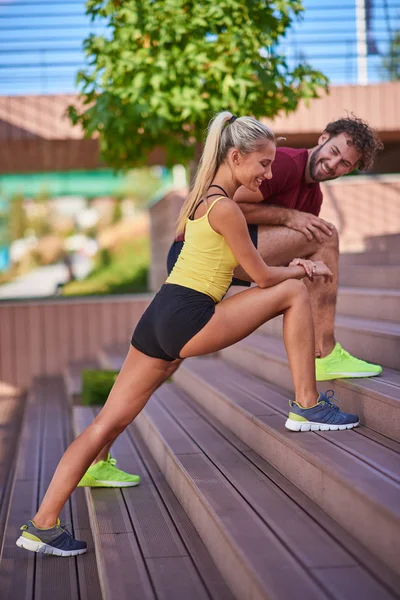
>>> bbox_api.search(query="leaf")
[71,0,328,168]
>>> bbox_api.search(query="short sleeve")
[259,151,296,200]
[309,189,323,216]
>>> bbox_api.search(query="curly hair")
[324,115,383,171]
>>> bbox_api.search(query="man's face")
[309,133,361,183]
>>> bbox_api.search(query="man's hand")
[285,209,336,243]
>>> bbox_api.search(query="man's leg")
[233,225,338,357]
[232,225,382,379]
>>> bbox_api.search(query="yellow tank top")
[166,197,239,303]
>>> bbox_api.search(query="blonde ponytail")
[176,112,276,236]
[176,111,232,235]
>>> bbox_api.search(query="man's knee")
[257,226,319,265]
[322,227,339,252]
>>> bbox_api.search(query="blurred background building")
[0,0,399,294]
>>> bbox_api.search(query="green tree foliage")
[381,31,400,81]
[29,192,52,238]
[69,0,328,168]
[10,193,27,242]
[111,195,123,223]
[124,168,166,207]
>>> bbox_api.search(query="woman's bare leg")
[233,225,339,357]
[92,441,113,464]
[91,360,182,464]
[32,280,315,527]
[181,279,318,407]
[32,348,180,528]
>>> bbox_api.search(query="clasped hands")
[289,258,333,283]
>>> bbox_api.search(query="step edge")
[175,363,400,575]
[137,400,326,600]
[237,333,400,408]
[179,360,400,519]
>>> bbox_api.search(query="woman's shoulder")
[208,197,244,229]
[209,196,237,213]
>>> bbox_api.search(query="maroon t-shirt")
[259,147,322,216]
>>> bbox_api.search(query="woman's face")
[233,140,276,192]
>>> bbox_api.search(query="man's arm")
[233,185,292,226]
[233,185,335,242]
[237,201,292,226]
[238,201,335,242]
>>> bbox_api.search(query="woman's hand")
[289,258,333,283]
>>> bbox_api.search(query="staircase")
[1,251,399,599]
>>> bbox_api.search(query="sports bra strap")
[190,196,227,220]
[189,198,204,219]
[206,183,229,198]
[205,196,226,214]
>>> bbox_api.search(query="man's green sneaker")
[78,454,140,488]
[315,343,382,381]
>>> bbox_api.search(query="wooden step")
[134,383,399,599]
[259,314,400,370]
[73,407,233,600]
[335,315,400,369]
[340,252,400,266]
[339,265,400,289]
[365,233,400,254]
[220,331,400,443]
[64,359,99,401]
[0,377,102,600]
[337,287,400,322]
[173,357,400,577]
[97,343,129,370]
[0,395,25,550]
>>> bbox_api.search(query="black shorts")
[131,283,215,361]
[166,224,258,287]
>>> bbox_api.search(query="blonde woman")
[17,112,359,557]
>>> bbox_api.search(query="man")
[167,115,384,381]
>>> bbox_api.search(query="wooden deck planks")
[34,377,79,600]
[0,377,103,600]
[74,404,224,600]
[0,389,41,600]
[128,422,236,600]
[73,407,156,600]
[156,382,400,599]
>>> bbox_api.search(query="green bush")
[63,236,149,296]
[81,369,119,406]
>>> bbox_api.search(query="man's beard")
[309,142,337,183]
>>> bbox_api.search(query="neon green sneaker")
[78,454,140,488]
[315,343,382,381]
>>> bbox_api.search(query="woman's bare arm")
[208,200,306,288]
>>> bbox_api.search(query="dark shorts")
[131,283,215,361]
[166,224,258,287]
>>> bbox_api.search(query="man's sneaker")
[315,343,382,381]
[78,453,140,488]
[285,390,360,432]
[16,519,87,557]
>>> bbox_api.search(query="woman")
[17,112,359,557]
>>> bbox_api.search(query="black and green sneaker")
[16,519,87,557]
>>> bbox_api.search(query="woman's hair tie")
[228,115,237,125]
